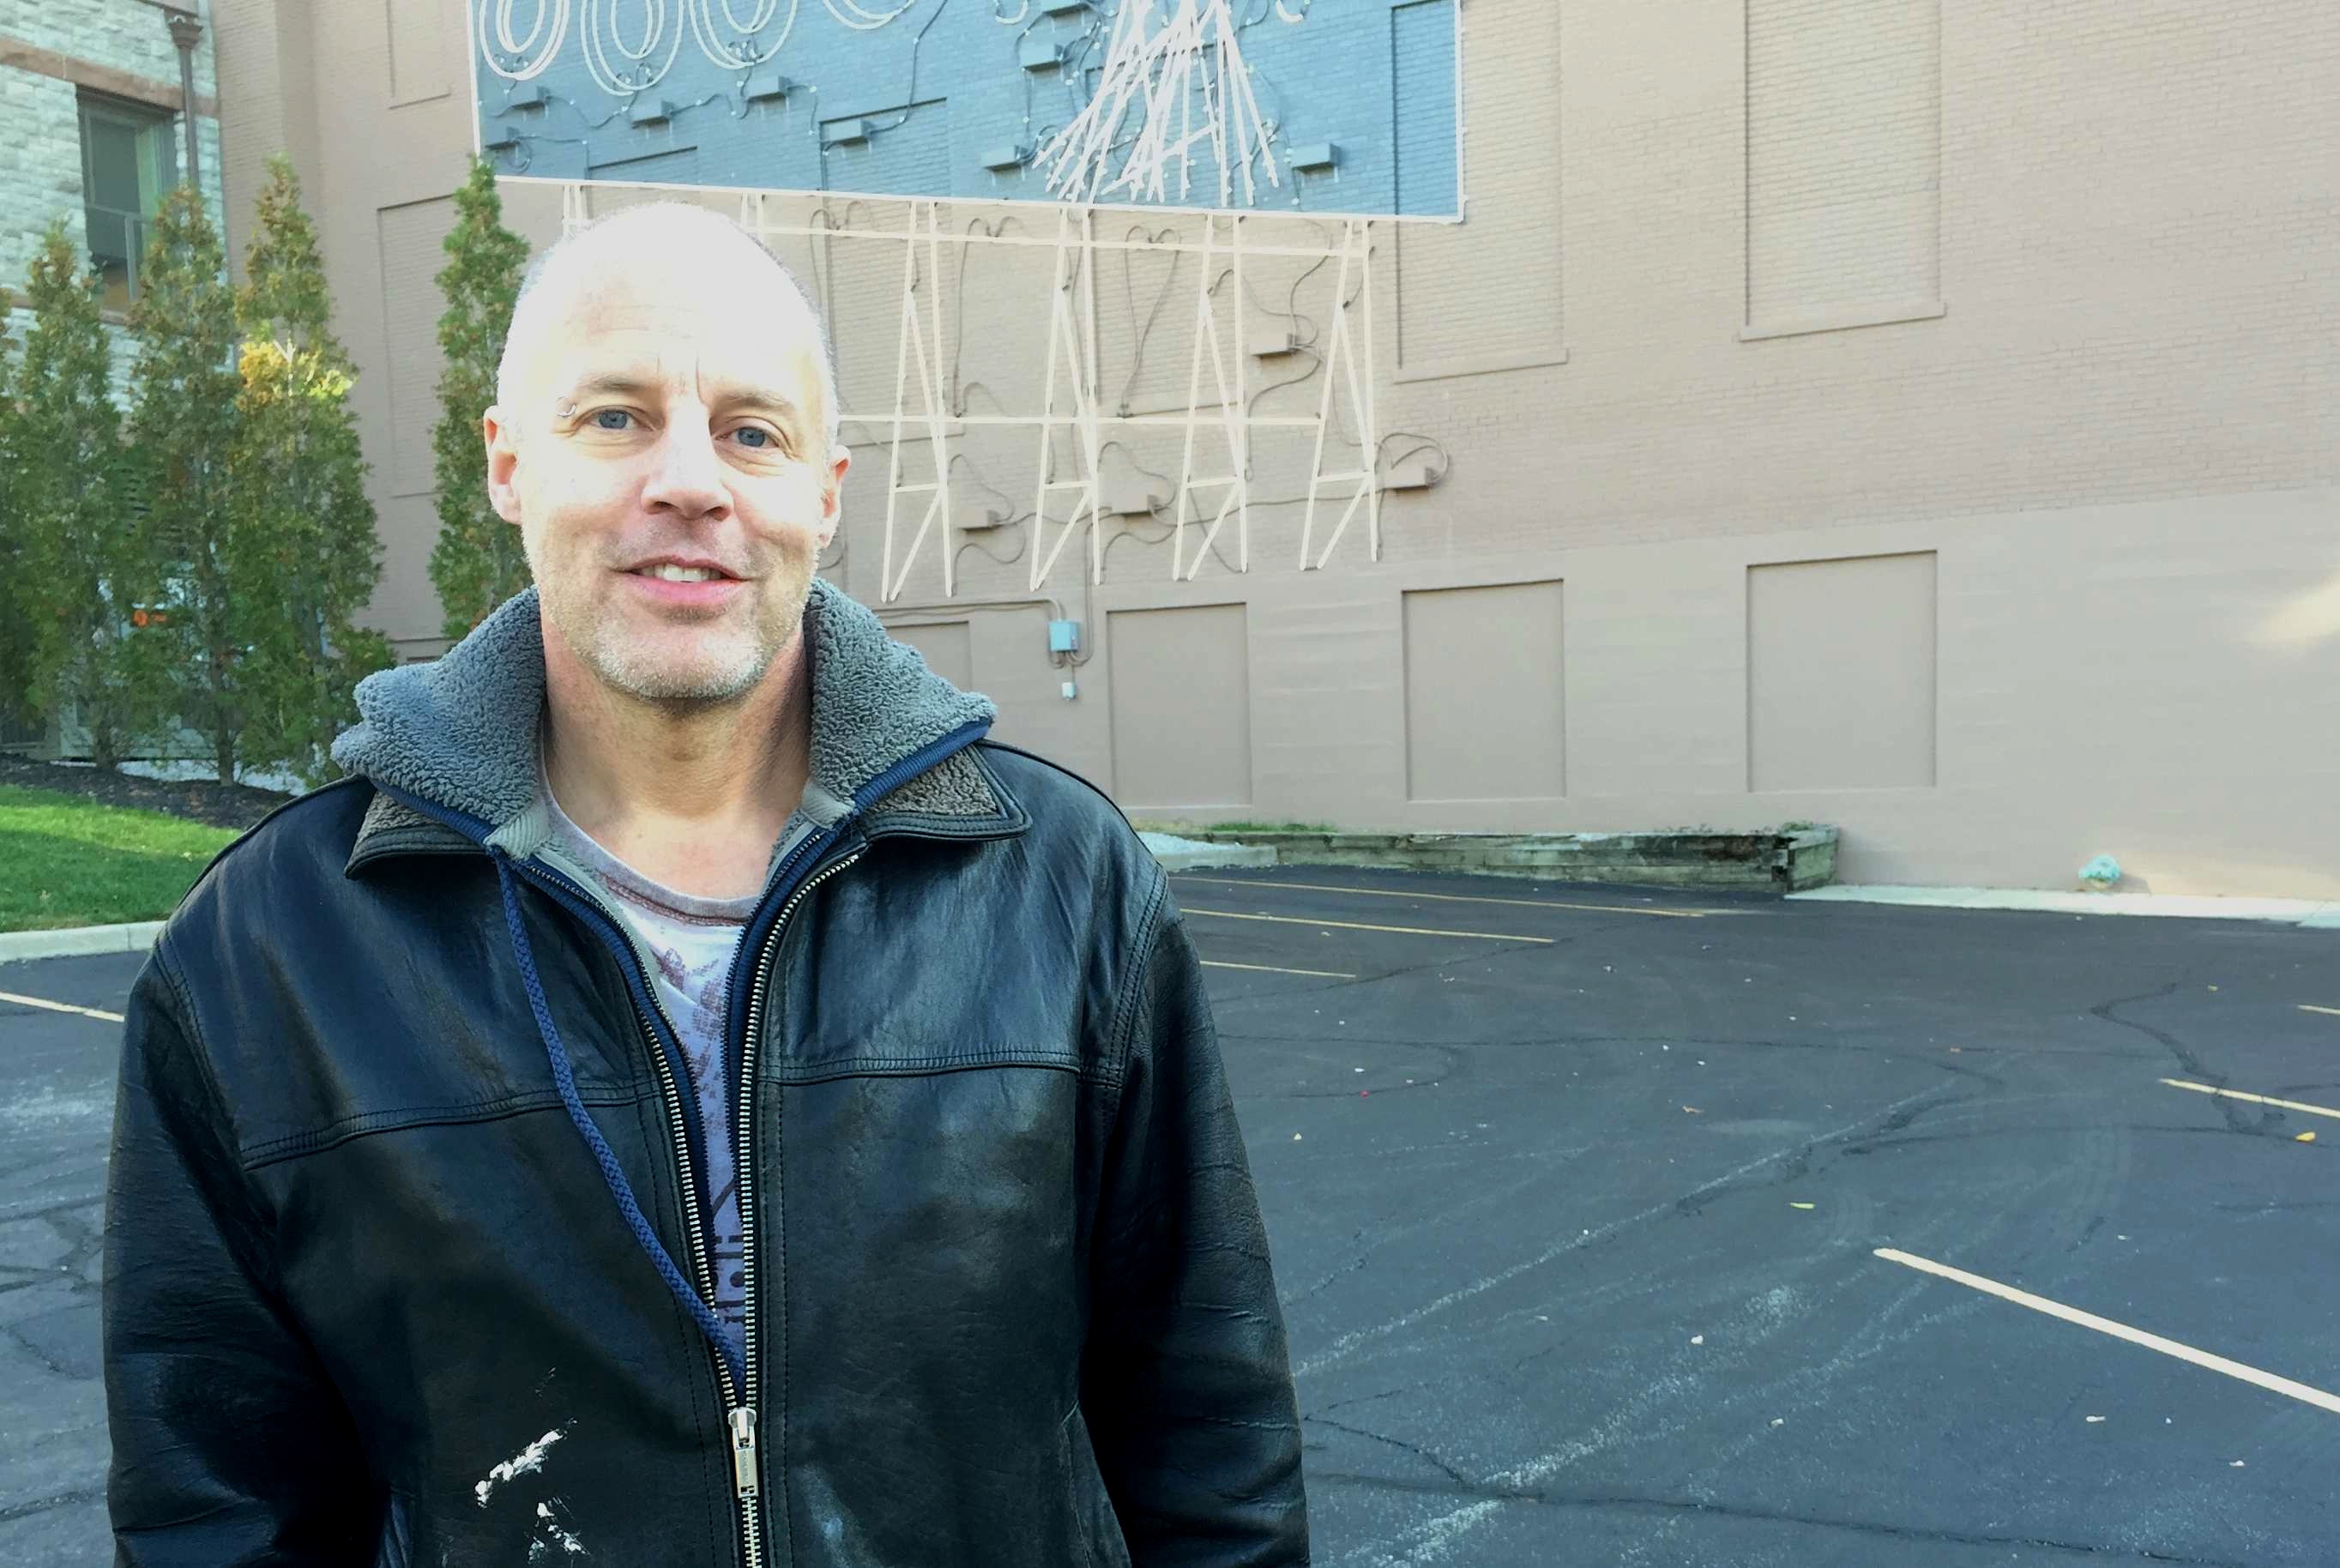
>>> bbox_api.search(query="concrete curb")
[1790,886,2340,928]
[1140,832,1278,872]
[0,921,166,965]
[1141,826,1837,892]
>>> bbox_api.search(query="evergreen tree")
[12,223,168,766]
[230,154,393,783]
[0,299,28,732]
[129,184,244,784]
[427,157,533,639]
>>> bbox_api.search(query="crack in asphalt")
[2091,984,2260,1136]
[1303,1414,1479,1489]
[0,1488,103,1526]
[1844,1123,2289,1157]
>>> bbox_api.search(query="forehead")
[526,238,823,403]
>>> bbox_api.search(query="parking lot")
[6,865,2338,1565]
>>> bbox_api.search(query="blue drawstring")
[468,720,989,1400]
[492,849,746,1393]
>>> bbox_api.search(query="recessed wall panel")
[1109,604,1252,810]
[1747,552,1937,792]
[1395,0,1561,369]
[387,0,450,105]
[377,197,457,498]
[1746,0,1940,327]
[1404,581,1565,801]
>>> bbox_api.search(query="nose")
[642,418,732,522]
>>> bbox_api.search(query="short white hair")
[495,202,841,449]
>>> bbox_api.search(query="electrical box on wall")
[1249,329,1302,359]
[822,119,871,148]
[503,84,547,112]
[1040,0,1090,15]
[743,71,796,104]
[482,125,520,153]
[980,143,1033,172]
[1381,459,1444,491]
[629,98,676,127]
[1288,142,1341,173]
[1048,619,1083,654]
[1101,479,1168,516]
[1018,34,1064,70]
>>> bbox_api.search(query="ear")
[484,407,524,524]
[817,443,850,549]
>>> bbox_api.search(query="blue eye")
[733,427,772,449]
[593,409,633,430]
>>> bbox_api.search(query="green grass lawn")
[0,785,239,932]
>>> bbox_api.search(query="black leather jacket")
[103,584,1309,1566]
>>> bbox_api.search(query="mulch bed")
[0,756,297,833]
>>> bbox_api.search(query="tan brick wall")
[228,0,2340,891]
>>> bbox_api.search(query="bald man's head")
[479,199,852,710]
[495,202,840,449]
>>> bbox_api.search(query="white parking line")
[1877,1248,2340,1417]
[1200,961,1359,980]
[0,990,125,1025]
[1180,908,1554,944]
[1173,875,1730,919]
[2160,1077,2340,1122]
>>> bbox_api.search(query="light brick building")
[119,3,2340,891]
[0,0,225,389]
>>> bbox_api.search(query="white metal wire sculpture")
[1035,0,1282,209]
[475,0,803,89]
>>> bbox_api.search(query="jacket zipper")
[506,859,757,1557]
[399,721,986,1565]
[727,847,865,1567]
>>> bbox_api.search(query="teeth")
[642,564,721,582]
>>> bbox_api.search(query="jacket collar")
[332,579,1022,873]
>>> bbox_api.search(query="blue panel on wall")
[818,99,952,199]
[588,146,703,185]
[1392,0,1458,219]
[467,0,1462,218]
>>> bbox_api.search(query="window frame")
[76,91,180,308]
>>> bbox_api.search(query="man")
[103,202,1309,1566]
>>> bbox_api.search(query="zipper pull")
[728,1406,761,1498]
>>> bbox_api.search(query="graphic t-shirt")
[543,788,757,1359]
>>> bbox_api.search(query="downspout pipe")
[163,8,202,190]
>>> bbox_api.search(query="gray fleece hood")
[330,578,1000,841]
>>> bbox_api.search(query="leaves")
[11,221,169,766]
[129,183,244,780]
[3,159,389,787]
[427,157,534,640]
[224,154,392,786]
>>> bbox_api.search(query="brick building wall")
[0,0,226,397]
[205,0,2340,894]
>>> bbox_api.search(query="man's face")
[484,232,847,708]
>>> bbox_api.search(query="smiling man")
[102,202,1309,1566]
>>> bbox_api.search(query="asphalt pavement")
[4,869,2337,1566]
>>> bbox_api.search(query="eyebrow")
[557,371,659,405]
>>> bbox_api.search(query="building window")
[79,94,179,311]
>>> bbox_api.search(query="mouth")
[618,558,749,608]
